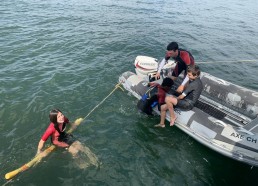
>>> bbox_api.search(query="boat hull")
[119,71,258,167]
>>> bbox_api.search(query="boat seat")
[200,72,258,120]
[242,116,258,133]
[194,100,227,120]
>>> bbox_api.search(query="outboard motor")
[134,56,158,78]
[134,55,176,81]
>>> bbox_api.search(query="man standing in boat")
[155,42,195,93]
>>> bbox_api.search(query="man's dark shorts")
[175,99,193,110]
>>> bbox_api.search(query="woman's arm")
[37,139,45,154]
[37,123,54,154]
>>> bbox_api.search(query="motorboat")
[119,56,258,167]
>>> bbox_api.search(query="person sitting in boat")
[155,65,203,128]
[37,109,95,159]
[155,41,195,93]
[137,77,174,115]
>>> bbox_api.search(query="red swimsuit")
[41,117,70,148]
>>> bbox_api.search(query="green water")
[1,0,258,185]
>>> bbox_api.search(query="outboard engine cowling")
[134,55,176,81]
[134,56,158,78]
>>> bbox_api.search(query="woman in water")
[37,109,99,168]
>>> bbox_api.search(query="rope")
[66,82,124,133]
[196,59,258,64]
[82,82,124,120]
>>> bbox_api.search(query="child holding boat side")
[37,109,99,168]
[137,77,174,115]
[155,65,203,128]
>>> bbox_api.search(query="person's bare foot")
[154,124,165,128]
[170,117,177,126]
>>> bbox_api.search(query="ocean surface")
[1,0,258,185]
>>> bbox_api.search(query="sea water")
[1,0,258,185]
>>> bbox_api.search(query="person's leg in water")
[68,140,99,169]
[68,140,80,155]
[165,96,177,126]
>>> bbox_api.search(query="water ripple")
[1,0,258,185]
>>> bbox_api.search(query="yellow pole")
[5,145,56,179]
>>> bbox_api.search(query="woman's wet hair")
[49,109,62,125]
[187,65,201,76]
